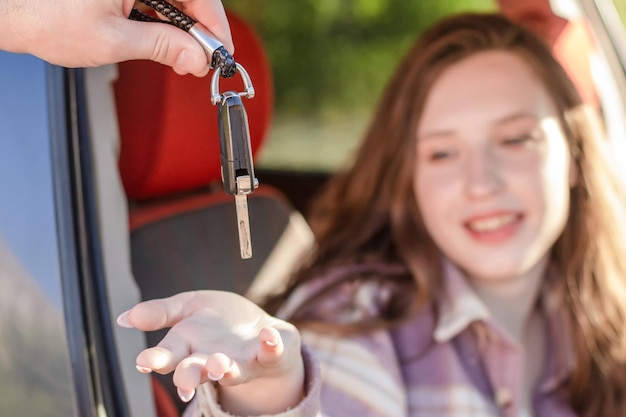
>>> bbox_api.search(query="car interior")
[86,10,315,417]
[81,1,625,416]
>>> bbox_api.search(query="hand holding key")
[117,291,305,415]
[132,1,260,258]
[0,0,232,77]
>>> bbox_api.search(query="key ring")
[129,0,236,77]
[210,63,255,105]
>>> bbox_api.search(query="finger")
[205,352,246,387]
[136,336,192,374]
[257,327,284,367]
[204,352,234,382]
[173,353,210,402]
[179,0,234,53]
[119,292,197,331]
[116,310,134,328]
[111,18,210,76]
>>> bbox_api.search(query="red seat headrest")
[115,12,273,200]
[550,18,599,108]
[497,0,599,107]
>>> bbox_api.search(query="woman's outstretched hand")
[117,290,304,415]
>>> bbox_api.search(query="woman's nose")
[463,147,503,199]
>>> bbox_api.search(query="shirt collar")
[433,259,491,343]
[433,258,576,389]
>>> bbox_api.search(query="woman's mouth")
[464,212,523,243]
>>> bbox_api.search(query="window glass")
[0,52,78,417]
[225,0,496,172]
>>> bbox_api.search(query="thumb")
[116,19,211,76]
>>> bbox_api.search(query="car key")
[211,64,258,259]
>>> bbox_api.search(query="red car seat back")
[113,12,310,417]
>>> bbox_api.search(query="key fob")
[212,64,257,259]
[217,93,255,195]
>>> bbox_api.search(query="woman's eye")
[417,139,459,162]
[429,150,455,161]
[501,134,534,146]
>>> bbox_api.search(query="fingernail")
[264,339,278,347]
[116,311,133,328]
[136,365,152,374]
[207,371,224,381]
[177,388,195,403]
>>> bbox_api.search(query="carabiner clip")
[210,63,255,105]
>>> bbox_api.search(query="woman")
[118,12,626,417]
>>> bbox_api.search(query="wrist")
[217,358,306,415]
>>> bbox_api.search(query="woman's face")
[414,51,575,284]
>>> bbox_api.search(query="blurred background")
[223,0,626,173]
[223,0,497,171]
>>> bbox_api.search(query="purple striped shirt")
[187,261,577,417]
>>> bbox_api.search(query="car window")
[0,52,78,417]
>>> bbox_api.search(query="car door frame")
[48,65,131,417]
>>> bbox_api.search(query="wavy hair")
[263,13,626,416]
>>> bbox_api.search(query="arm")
[119,290,407,417]
[0,0,232,76]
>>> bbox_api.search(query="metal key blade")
[234,176,253,259]
[235,194,252,259]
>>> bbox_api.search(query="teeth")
[468,214,517,232]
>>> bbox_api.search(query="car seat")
[113,11,314,417]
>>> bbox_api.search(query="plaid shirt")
[188,261,577,417]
